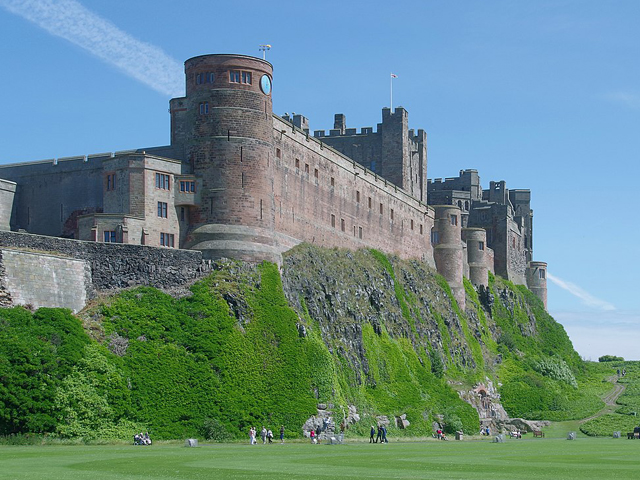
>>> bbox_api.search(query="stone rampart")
[0,249,91,313]
[0,231,212,295]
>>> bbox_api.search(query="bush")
[443,412,463,434]
[201,418,232,442]
[599,355,624,362]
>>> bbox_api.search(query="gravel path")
[580,375,626,424]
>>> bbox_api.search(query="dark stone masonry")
[0,231,212,293]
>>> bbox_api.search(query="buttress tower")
[170,54,279,262]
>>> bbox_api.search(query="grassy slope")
[1,439,640,480]
[0,245,610,440]
[580,361,640,436]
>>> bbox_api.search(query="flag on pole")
[391,73,398,78]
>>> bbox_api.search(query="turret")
[462,227,489,288]
[526,261,548,309]
[173,54,278,262]
[433,205,465,310]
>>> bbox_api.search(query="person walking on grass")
[261,426,267,444]
[280,425,285,444]
[375,424,382,443]
[370,425,376,443]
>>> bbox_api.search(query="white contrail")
[547,273,615,311]
[0,0,183,97]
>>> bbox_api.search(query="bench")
[533,431,544,438]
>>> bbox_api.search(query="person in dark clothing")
[370,425,376,443]
[381,425,388,443]
[375,425,382,443]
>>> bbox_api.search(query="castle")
[0,54,547,311]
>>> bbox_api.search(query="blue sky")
[1,0,638,360]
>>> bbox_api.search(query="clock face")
[260,75,272,95]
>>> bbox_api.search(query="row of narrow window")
[103,231,174,248]
[107,172,194,193]
[195,71,252,85]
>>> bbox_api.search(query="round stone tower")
[433,205,465,310]
[463,227,489,288]
[526,261,548,310]
[176,54,278,263]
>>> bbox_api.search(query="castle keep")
[0,54,547,311]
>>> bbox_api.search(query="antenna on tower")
[259,44,271,60]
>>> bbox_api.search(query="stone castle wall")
[0,155,107,236]
[0,179,16,231]
[272,116,436,266]
[0,249,91,313]
[0,231,212,296]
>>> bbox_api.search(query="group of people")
[249,425,285,444]
[369,424,389,443]
[617,368,627,377]
[133,432,151,445]
[480,426,491,436]
[434,429,447,440]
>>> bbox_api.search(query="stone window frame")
[390,208,394,221]
[450,214,457,226]
[156,173,171,190]
[157,201,168,218]
[199,102,209,115]
[340,218,345,232]
[330,177,335,187]
[241,71,252,84]
[379,203,383,215]
[431,229,439,245]
[105,172,116,191]
[229,70,241,83]
[539,269,545,279]
[103,230,117,243]
[479,241,485,251]
[358,226,363,239]
[356,191,360,203]
[276,148,281,158]
[160,232,175,247]
[179,180,196,193]
[411,219,414,231]
[331,214,335,228]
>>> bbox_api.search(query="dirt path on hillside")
[580,375,626,424]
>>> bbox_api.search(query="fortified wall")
[0,231,213,312]
[0,53,547,312]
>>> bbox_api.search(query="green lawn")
[1,438,639,480]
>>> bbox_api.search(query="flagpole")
[390,73,393,111]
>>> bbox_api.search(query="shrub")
[201,418,232,442]
[598,355,624,362]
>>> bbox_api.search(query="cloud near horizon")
[547,272,615,311]
[0,0,183,97]
[551,310,640,361]
[603,91,640,109]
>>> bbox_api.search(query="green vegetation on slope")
[580,361,640,436]
[0,244,606,440]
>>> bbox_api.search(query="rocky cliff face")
[279,244,578,433]
[282,245,490,380]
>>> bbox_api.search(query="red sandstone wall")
[272,117,435,265]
